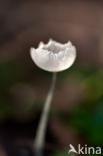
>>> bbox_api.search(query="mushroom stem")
[34,72,57,156]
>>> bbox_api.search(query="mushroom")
[30,39,76,156]
[30,39,76,72]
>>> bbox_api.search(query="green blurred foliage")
[0,61,40,120]
[66,70,103,147]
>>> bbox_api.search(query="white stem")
[34,72,57,156]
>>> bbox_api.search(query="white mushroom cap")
[30,39,76,72]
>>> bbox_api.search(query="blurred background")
[0,0,103,155]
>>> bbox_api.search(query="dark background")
[0,0,103,155]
